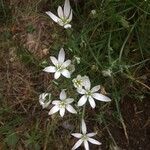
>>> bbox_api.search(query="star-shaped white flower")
[72,75,89,90]
[39,93,51,109]
[77,77,111,108]
[46,0,72,29]
[49,90,77,117]
[71,119,101,150]
[43,48,71,79]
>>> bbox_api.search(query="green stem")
[81,105,86,120]
[80,105,86,133]
[118,24,135,63]
[108,32,112,64]
[118,16,142,63]
[1,0,6,17]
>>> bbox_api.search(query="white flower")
[49,90,77,117]
[43,48,71,79]
[71,119,101,150]
[46,0,72,29]
[102,69,112,77]
[91,10,96,15]
[74,56,80,64]
[72,75,89,89]
[39,93,51,109]
[77,77,111,108]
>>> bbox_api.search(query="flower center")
[59,16,70,25]
[81,134,88,141]
[86,90,92,96]
[75,79,82,87]
[62,17,70,23]
[59,101,66,108]
[56,64,63,71]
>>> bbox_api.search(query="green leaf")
[5,132,19,147]
[34,143,41,150]
[120,16,129,28]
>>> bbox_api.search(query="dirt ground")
[108,97,150,150]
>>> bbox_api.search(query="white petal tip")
[77,103,83,107]
[91,106,96,109]
[64,24,72,29]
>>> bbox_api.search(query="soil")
[103,96,150,150]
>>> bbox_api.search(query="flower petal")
[77,88,86,94]
[50,56,58,66]
[39,93,51,105]
[84,140,89,150]
[77,95,87,107]
[57,6,64,18]
[43,66,56,73]
[77,75,82,78]
[64,0,71,18]
[83,77,91,90]
[65,98,74,104]
[58,48,65,63]
[57,20,64,26]
[88,138,101,145]
[66,105,77,114]
[54,71,61,79]
[39,93,51,109]
[71,133,82,138]
[62,60,71,68]
[46,11,61,23]
[60,89,67,100]
[39,93,47,100]
[88,96,96,108]
[72,139,83,150]
[64,24,71,29]
[59,108,65,117]
[61,69,71,78]
[48,106,59,115]
[52,100,60,105]
[92,93,111,102]
[68,9,72,22]
[81,119,87,134]
[91,85,100,93]
[42,102,51,109]
[82,75,89,81]
[87,132,97,137]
